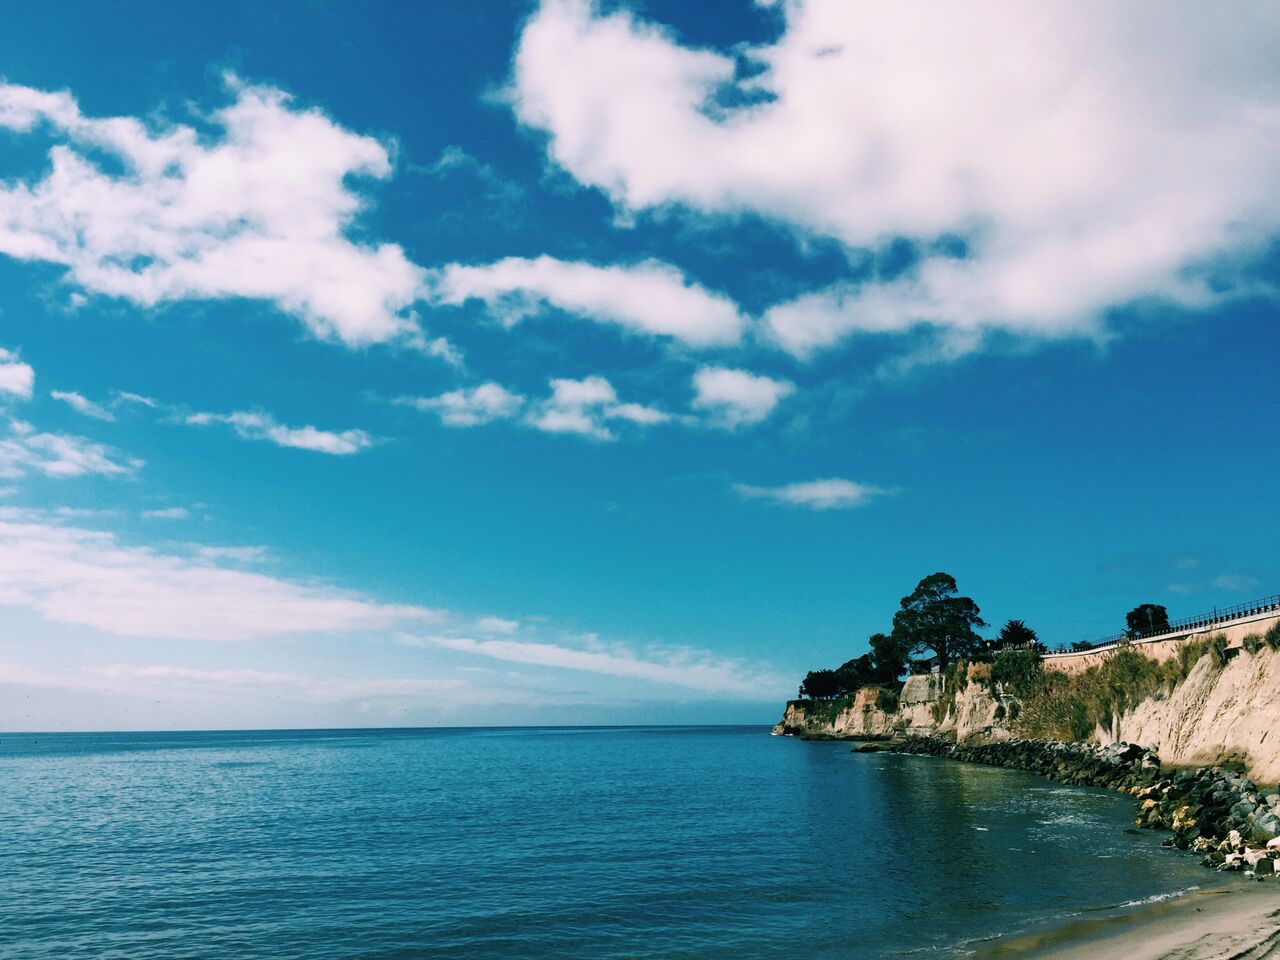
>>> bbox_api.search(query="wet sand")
[974,883,1280,959]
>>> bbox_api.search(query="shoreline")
[836,736,1280,955]
[974,882,1280,958]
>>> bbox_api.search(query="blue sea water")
[0,726,1220,959]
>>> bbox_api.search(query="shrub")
[876,687,900,712]
[930,659,970,724]
[1207,633,1229,668]
[1173,637,1209,681]
[1265,622,1280,651]
[1243,633,1265,655]
[989,648,1042,697]
[1013,649,1189,741]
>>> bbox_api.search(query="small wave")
[1114,886,1200,910]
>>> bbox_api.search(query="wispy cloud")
[0,508,440,641]
[734,478,892,511]
[414,633,785,698]
[431,256,746,347]
[140,506,189,520]
[194,545,270,564]
[50,390,115,421]
[0,419,140,478]
[185,410,376,455]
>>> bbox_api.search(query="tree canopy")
[1125,603,1170,638]
[996,619,1042,651]
[797,632,910,699]
[891,572,987,669]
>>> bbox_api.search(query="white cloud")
[431,256,746,347]
[0,76,427,347]
[474,616,520,635]
[0,419,140,478]
[91,663,466,701]
[114,391,159,408]
[0,509,440,641]
[421,633,783,698]
[185,410,375,455]
[691,366,793,429]
[512,0,1280,358]
[0,348,34,399]
[734,478,891,510]
[401,376,670,441]
[396,382,525,427]
[50,390,114,421]
[140,506,189,520]
[1210,573,1259,593]
[527,375,670,440]
[194,545,270,564]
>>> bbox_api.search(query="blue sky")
[0,0,1277,730]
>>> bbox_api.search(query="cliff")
[775,638,1280,785]
[1107,647,1280,784]
[772,668,1008,742]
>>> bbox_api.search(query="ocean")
[0,726,1219,958]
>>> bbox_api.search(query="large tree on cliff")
[798,669,841,699]
[1125,603,1170,639]
[891,572,987,670]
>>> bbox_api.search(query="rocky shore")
[871,735,1280,878]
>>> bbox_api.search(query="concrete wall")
[1043,609,1280,675]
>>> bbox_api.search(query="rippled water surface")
[0,727,1217,958]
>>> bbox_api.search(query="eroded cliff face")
[1107,648,1280,784]
[772,671,1008,741]
[772,687,899,738]
[776,646,1280,786]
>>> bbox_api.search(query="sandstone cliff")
[773,668,1008,742]
[1106,647,1280,784]
[777,643,1280,785]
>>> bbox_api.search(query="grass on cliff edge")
[1009,637,1223,741]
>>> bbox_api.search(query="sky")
[0,0,1277,731]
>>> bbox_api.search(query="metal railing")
[1057,592,1280,655]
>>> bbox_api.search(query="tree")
[798,669,841,699]
[1125,603,1170,639]
[996,619,1043,652]
[891,572,988,670]
[867,631,910,683]
[833,654,876,693]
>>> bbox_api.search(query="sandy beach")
[975,882,1280,959]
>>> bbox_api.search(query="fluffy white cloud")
[0,77,427,346]
[0,419,139,478]
[734,478,891,510]
[396,382,525,427]
[185,410,375,455]
[527,375,669,440]
[400,376,669,441]
[0,510,440,641]
[691,366,793,429]
[431,256,746,346]
[512,0,1280,357]
[50,390,114,421]
[422,633,783,698]
[0,349,34,400]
